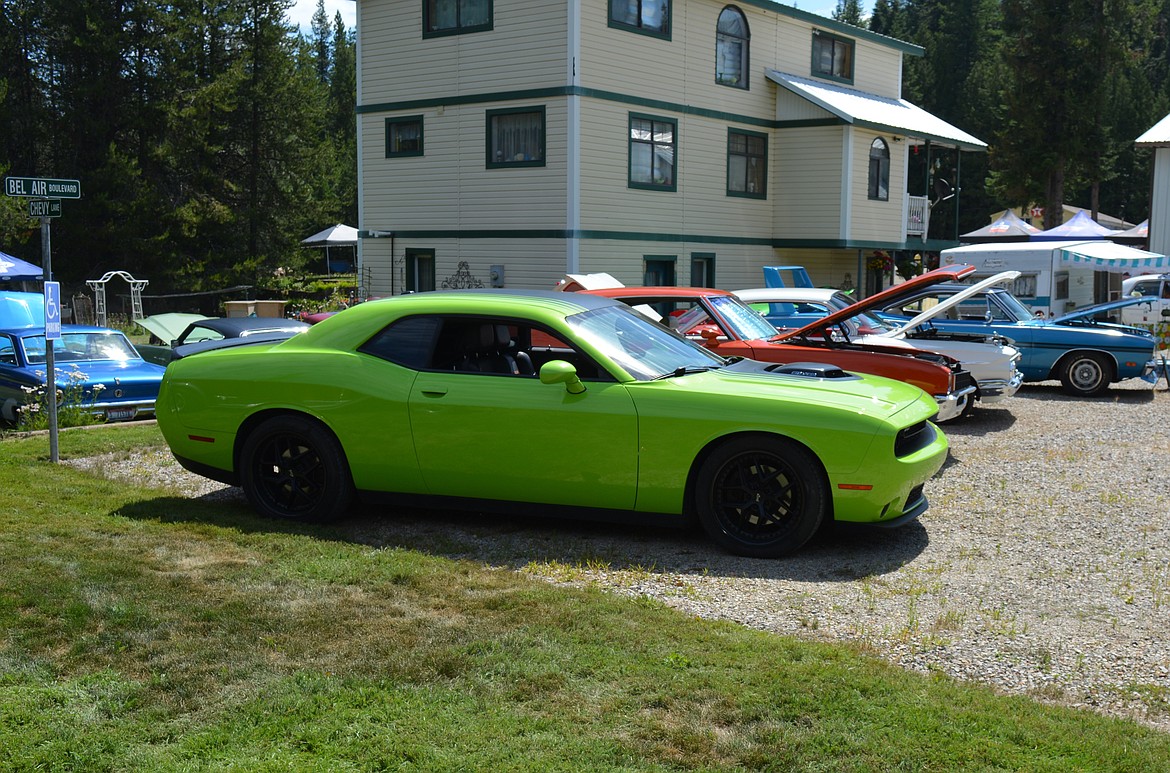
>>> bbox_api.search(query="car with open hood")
[0,292,164,423]
[873,273,1157,396]
[576,286,976,422]
[156,290,948,558]
[135,314,309,364]
[735,266,1024,412]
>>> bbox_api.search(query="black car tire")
[1058,352,1111,397]
[694,436,826,558]
[240,414,354,522]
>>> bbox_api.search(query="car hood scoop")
[765,362,860,380]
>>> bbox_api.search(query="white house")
[353,0,986,296]
[1136,113,1170,258]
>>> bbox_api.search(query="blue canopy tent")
[0,251,43,282]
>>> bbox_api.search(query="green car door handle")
[421,387,448,397]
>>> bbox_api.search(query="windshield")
[987,289,1032,321]
[22,332,140,365]
[566,305,726,381]
[703,295,780,340]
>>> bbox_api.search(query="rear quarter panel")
[158,345,426,493]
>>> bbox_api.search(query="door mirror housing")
[539,360,586,394]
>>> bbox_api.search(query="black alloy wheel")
[240,415,354,522]
[695,436,826,558]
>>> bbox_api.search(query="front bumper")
[933,383,978,422]
[976,370,1025,404]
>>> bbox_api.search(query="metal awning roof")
[766,70,987,151]
[1136,113,1170,146]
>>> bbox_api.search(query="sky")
[284,1,873,32]
[287,0,356,32]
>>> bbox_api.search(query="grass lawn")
[2,423,1168,771]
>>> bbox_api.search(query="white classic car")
[735,266,1023,414]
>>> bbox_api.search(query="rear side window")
[359,316,442,369]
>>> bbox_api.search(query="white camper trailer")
[940,240,1170,317]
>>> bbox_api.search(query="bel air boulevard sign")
[5,176,81,199]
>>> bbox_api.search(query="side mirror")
[699,328,721,346]
[539,360,586,394]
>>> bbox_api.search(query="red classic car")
[578,286,976,422]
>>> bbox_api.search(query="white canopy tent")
[300,224,358,274]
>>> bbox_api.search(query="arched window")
[868,138,890,201]
[716,7,749,88]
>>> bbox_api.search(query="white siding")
[1151,147,1170,257]
[848,130,905,243]
[361,101,568,233]
[359,0,569,105]
[773,126,844,239]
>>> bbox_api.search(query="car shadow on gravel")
[117,491,930,582]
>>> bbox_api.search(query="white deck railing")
[906,194,930,239]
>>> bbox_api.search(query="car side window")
[359,315,443,369]
[0,334,16,365]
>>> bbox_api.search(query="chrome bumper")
[934,384,978,423]
[977,370,1025,404]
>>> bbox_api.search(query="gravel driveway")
[82,378,1170,730]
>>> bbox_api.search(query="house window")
[386,116,423,157]
[716,6,749,88]
[812,30,853,82]
[406,249,436,292]
[727,128,766,198]
[868,138,889,201]
[609,0,670,39]
[423,0,492,37]
[644,256,676,286]
[629,114,677,191]
[691,253,715,287]
[486,107,545,168]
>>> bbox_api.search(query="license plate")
[106,407,138,422]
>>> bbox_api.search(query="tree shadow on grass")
[117,484,929,583]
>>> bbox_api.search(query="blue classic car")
[0,292,165,423]
[874,272,1157,396]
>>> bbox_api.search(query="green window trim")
[405,248,436,292]
[726,127,767,199]
[485,106,546,168]
[690,253,716,287]
[422,0,493,38]
[607,0,671,40]
[628,113,678,192]
[386,115,424,158]
[811,29,854,84]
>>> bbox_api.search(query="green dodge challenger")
[157,290,948,557]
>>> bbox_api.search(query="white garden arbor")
[86,270,148,326]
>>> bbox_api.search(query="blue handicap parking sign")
[45,281,61,340]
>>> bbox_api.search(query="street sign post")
[28,199,62,218]
[5,174,79,462]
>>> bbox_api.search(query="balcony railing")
[906,194,930,239]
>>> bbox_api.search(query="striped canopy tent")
[1032,210,1120,241]
[1056,240,1170,272]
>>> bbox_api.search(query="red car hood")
[777,264,976,341]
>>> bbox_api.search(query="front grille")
[953,369,975,393]
[894,421,936,457]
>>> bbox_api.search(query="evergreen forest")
[2,0,1170,296]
